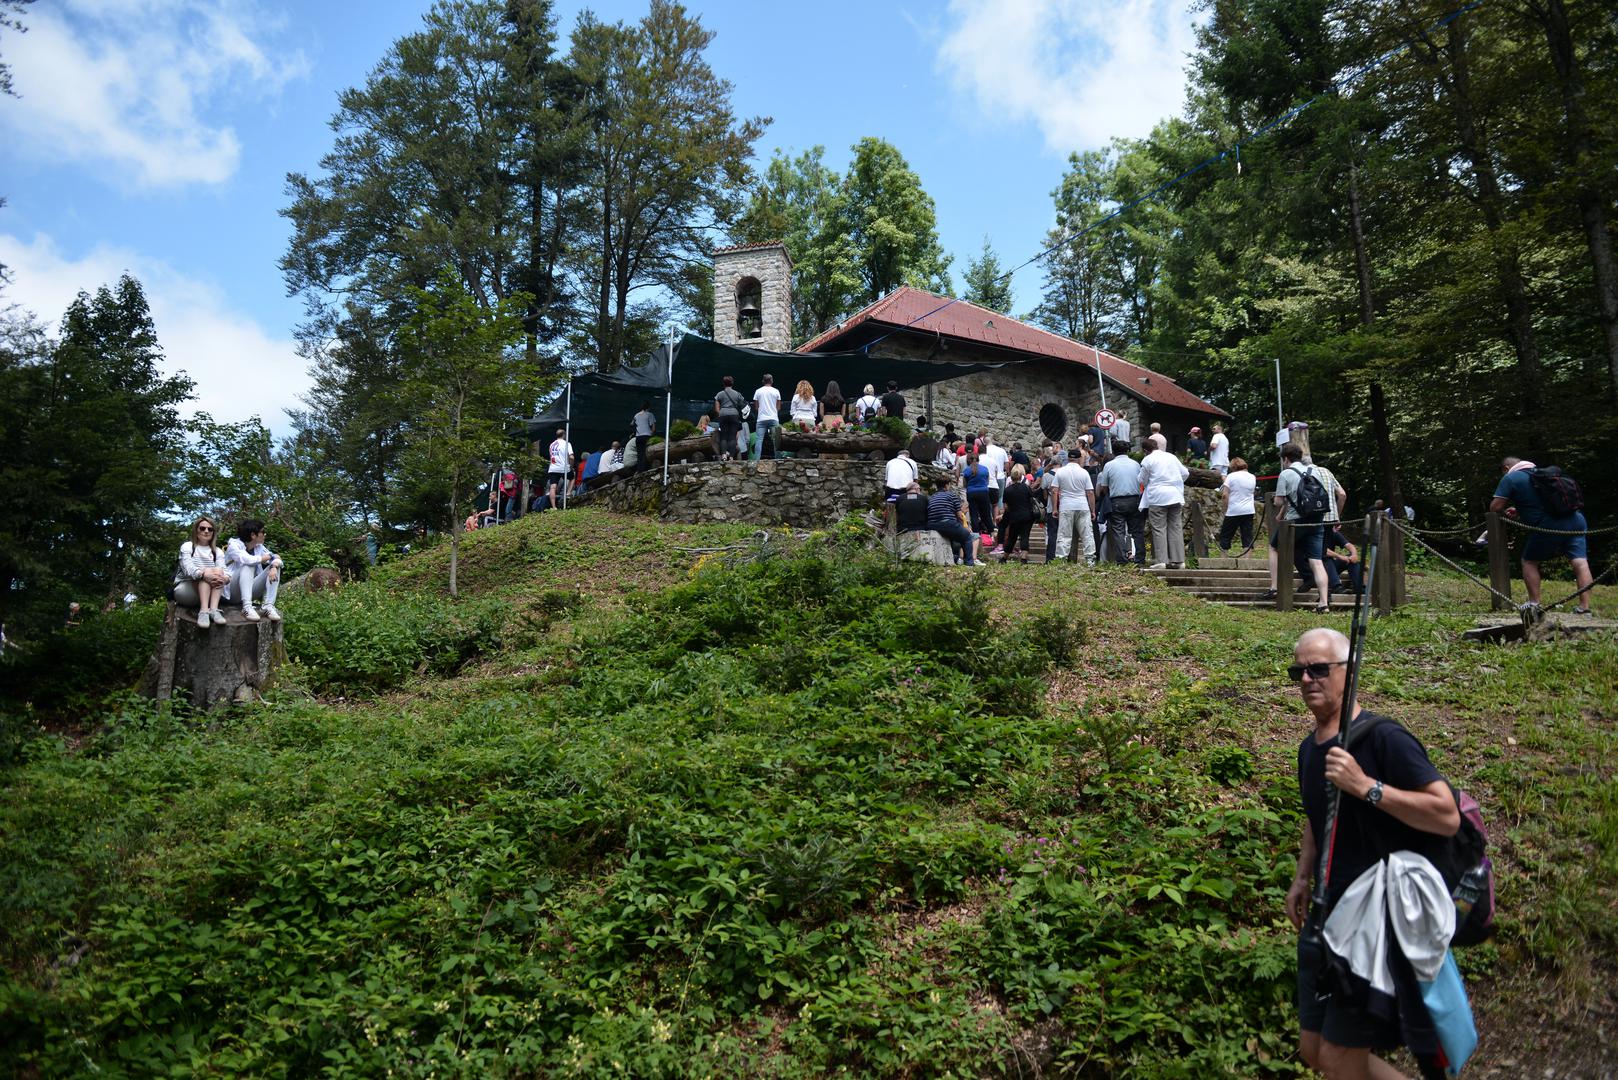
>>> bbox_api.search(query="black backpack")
[1346,716,1496,947]
[1288,465,1332,523]
[1528,466,1584,517]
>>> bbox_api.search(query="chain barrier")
[1396,522,1479,539]
[1499,516,1618,537]
[1541,559,1616,614]
[1386,520,1521,612]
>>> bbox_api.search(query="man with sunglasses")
[1285,628,1460,1079]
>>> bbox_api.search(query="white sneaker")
[243,606,261,622]
[1149,562,1168,570]
[262,605,282,623]
[196,609,210,628]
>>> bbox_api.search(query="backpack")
[1288,464,1332,523]
[1528,466,1584,517]
[1346,716,1496,947]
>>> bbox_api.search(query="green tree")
[732,146,861,343]
[394,269,533,596]
[567,0,766,371]
[0,276,193,631]
[841,137,952,302]
[282,0,586,522]
[961,237,1012,314]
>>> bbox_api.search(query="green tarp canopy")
[516,333,1008,452]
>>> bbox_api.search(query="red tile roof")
[798,287,1228,418]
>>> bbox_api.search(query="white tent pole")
[1094,344,1109,413]
[562,377,572,510]
[663,328,674,486]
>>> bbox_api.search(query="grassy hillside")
[1,509,1613,1077]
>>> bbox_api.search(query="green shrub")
[0,602,166,718]
[282,584,508,693]
[670,418,698,441]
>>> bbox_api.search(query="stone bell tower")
[713,242,794,353]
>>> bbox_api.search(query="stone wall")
[872,340,1144,454]
[577,459,953,527]
[713,245,793,353]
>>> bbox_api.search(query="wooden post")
[1486,512,1512,611]
[1277,522,1296,611]
[1390,522,1408,608]
[1189,499,1209,558]
[1372,515,1393,616]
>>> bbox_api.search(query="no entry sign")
[1094,408,1116,429]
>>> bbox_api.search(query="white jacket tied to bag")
[1323,851,1477,1076]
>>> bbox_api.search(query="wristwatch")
[1366,780,1385,807]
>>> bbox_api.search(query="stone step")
[1194,556,1270,570]
[1147,569,1271,585]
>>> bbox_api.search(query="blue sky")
[0,0,1199,432]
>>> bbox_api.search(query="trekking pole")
[1303,513,1381,948]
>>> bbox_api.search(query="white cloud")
[0,232,309,432]
[0,0,306,186]
[937,0,1200,153]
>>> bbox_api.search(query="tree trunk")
[1442,21,1548,451]
[140,603,285,711]
[1348,159,1376,328]
[1533,0,1618,406]
[1369,382,1406,518]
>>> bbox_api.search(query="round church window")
[1038,403,1067,441]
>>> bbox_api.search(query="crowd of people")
[171,515,284,626]
[890,422,1254,571]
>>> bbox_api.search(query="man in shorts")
[1285,627,1461,1078]
[1265,443,1346,610]
[1488,456,1595,617]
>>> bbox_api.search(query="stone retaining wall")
[576,459,953,527]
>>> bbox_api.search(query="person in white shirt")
[982,437,1009,508]
[1051,449,1097,563]
[224,519,283,623]
[1208,422,1231,475]
[547,427,574,504]
[1139,433,1190,568]
[884,449,919,499]
[1217,457,1258,555]
[752,374,781,458]
[1110,413,1132,451]
[854,384,882,424]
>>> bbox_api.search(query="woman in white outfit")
[173,516,230,627]
[225,519,284,622]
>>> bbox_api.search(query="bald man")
[1286,628,1461,1078]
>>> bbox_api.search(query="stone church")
[712,242,1227,453]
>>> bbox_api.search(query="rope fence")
[1387,513,1612,622]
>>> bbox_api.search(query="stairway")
[1145,555,1343,610]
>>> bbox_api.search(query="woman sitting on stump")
[226,519,284,623]
[173,516,230,628]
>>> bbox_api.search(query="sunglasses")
[1288,661,1349,682]
[197,526,215,533]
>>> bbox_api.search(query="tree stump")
[140,603,286,710]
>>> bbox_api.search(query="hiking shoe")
[243,606,261,622]
[262,605,283,623]
[1258,589,1278,601]
[1518,601,1543,621]
[196,609,210,629]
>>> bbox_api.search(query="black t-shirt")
[1188,437,1208,457]
[1010,449,1031,468]
[880,391,906,419]
[895,491,930,532]
[1297,711,1446,906]
[1001,481,1033,523]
